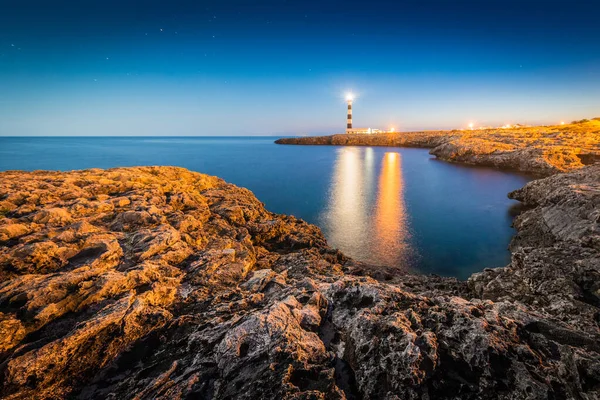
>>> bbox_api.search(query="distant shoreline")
[276,120,600,176]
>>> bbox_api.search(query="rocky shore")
[0,165,598,399]
[276,120,600,176]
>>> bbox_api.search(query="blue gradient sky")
[1,0,599,136]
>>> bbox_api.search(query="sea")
[0,136,532,280]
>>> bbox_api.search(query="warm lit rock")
[0,224,29,242]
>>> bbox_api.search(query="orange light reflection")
[323,148,412,268]
[374,152,410,265]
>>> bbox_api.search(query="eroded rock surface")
[276,120,600,176]
[469,164,600,335]
[0,166,598,399]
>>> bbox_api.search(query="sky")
[1,0,599,136]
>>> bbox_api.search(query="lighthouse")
[346,94,353,133]
[343,93,387,134]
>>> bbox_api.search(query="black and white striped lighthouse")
[346,94,353,133]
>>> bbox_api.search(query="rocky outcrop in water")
[276,120,600,176]
[0,166,599,399]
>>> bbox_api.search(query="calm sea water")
[0,137,531,279]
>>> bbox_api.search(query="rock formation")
[0,165,598,399]
[276,120,600,176]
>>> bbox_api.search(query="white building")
[346,127,382,134]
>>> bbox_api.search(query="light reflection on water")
[321,148,415,269]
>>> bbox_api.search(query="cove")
[0,136,532,279]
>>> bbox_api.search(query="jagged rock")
[0,166,598,399]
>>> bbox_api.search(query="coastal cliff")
[0,165,598,399]
[276,120,600,176]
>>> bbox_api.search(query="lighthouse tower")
[346,94,353,133]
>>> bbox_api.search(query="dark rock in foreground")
[0,166,598,399]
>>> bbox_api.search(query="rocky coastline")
[0,163,599,399]
[276,120,600,176]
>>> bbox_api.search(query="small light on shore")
[390,127,395,132]
[346,93,354,101]
[468,123,474,130]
